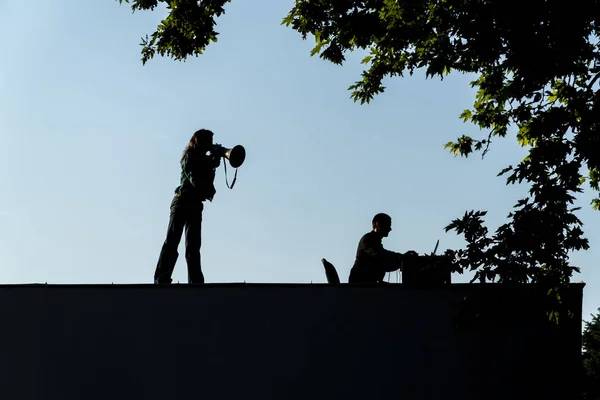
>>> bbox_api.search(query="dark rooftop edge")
[0,282,586,289]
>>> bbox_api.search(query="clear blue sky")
[1,1,598,321]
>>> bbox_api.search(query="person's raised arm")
[182,151,220,188]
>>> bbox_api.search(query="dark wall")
[0,283,584,400]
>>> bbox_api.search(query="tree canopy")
[117,0,600,315]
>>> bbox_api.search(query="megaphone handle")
[223,158,238,189]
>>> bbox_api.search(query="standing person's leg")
[154,195,187,284]
[185,202,204,284]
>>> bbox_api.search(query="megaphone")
[213,144,246,168]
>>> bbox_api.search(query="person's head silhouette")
[372,213,392,237]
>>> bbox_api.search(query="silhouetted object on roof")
[321,258,341,284]
[402,239,451,285]
[402,255,452,286]
[348,213,418,284]
[154,129,246,284]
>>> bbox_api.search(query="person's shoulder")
[360,231,376,242]
[182,148,204,163]
[187,148,204,157]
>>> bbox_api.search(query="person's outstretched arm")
[361,234,404,272]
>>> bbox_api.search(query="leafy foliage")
[280,1,600,294]
[117,0,230,64]
[583,308,600,400]
[117,0,600,317]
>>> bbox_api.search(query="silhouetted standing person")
[154,129,221,284]
[349,213,417,284]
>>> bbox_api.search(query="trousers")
[154,194,205,284]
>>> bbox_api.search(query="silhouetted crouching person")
[154,129,221,284]
[348,213,417,284]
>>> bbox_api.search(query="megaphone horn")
[223,145,246,168]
